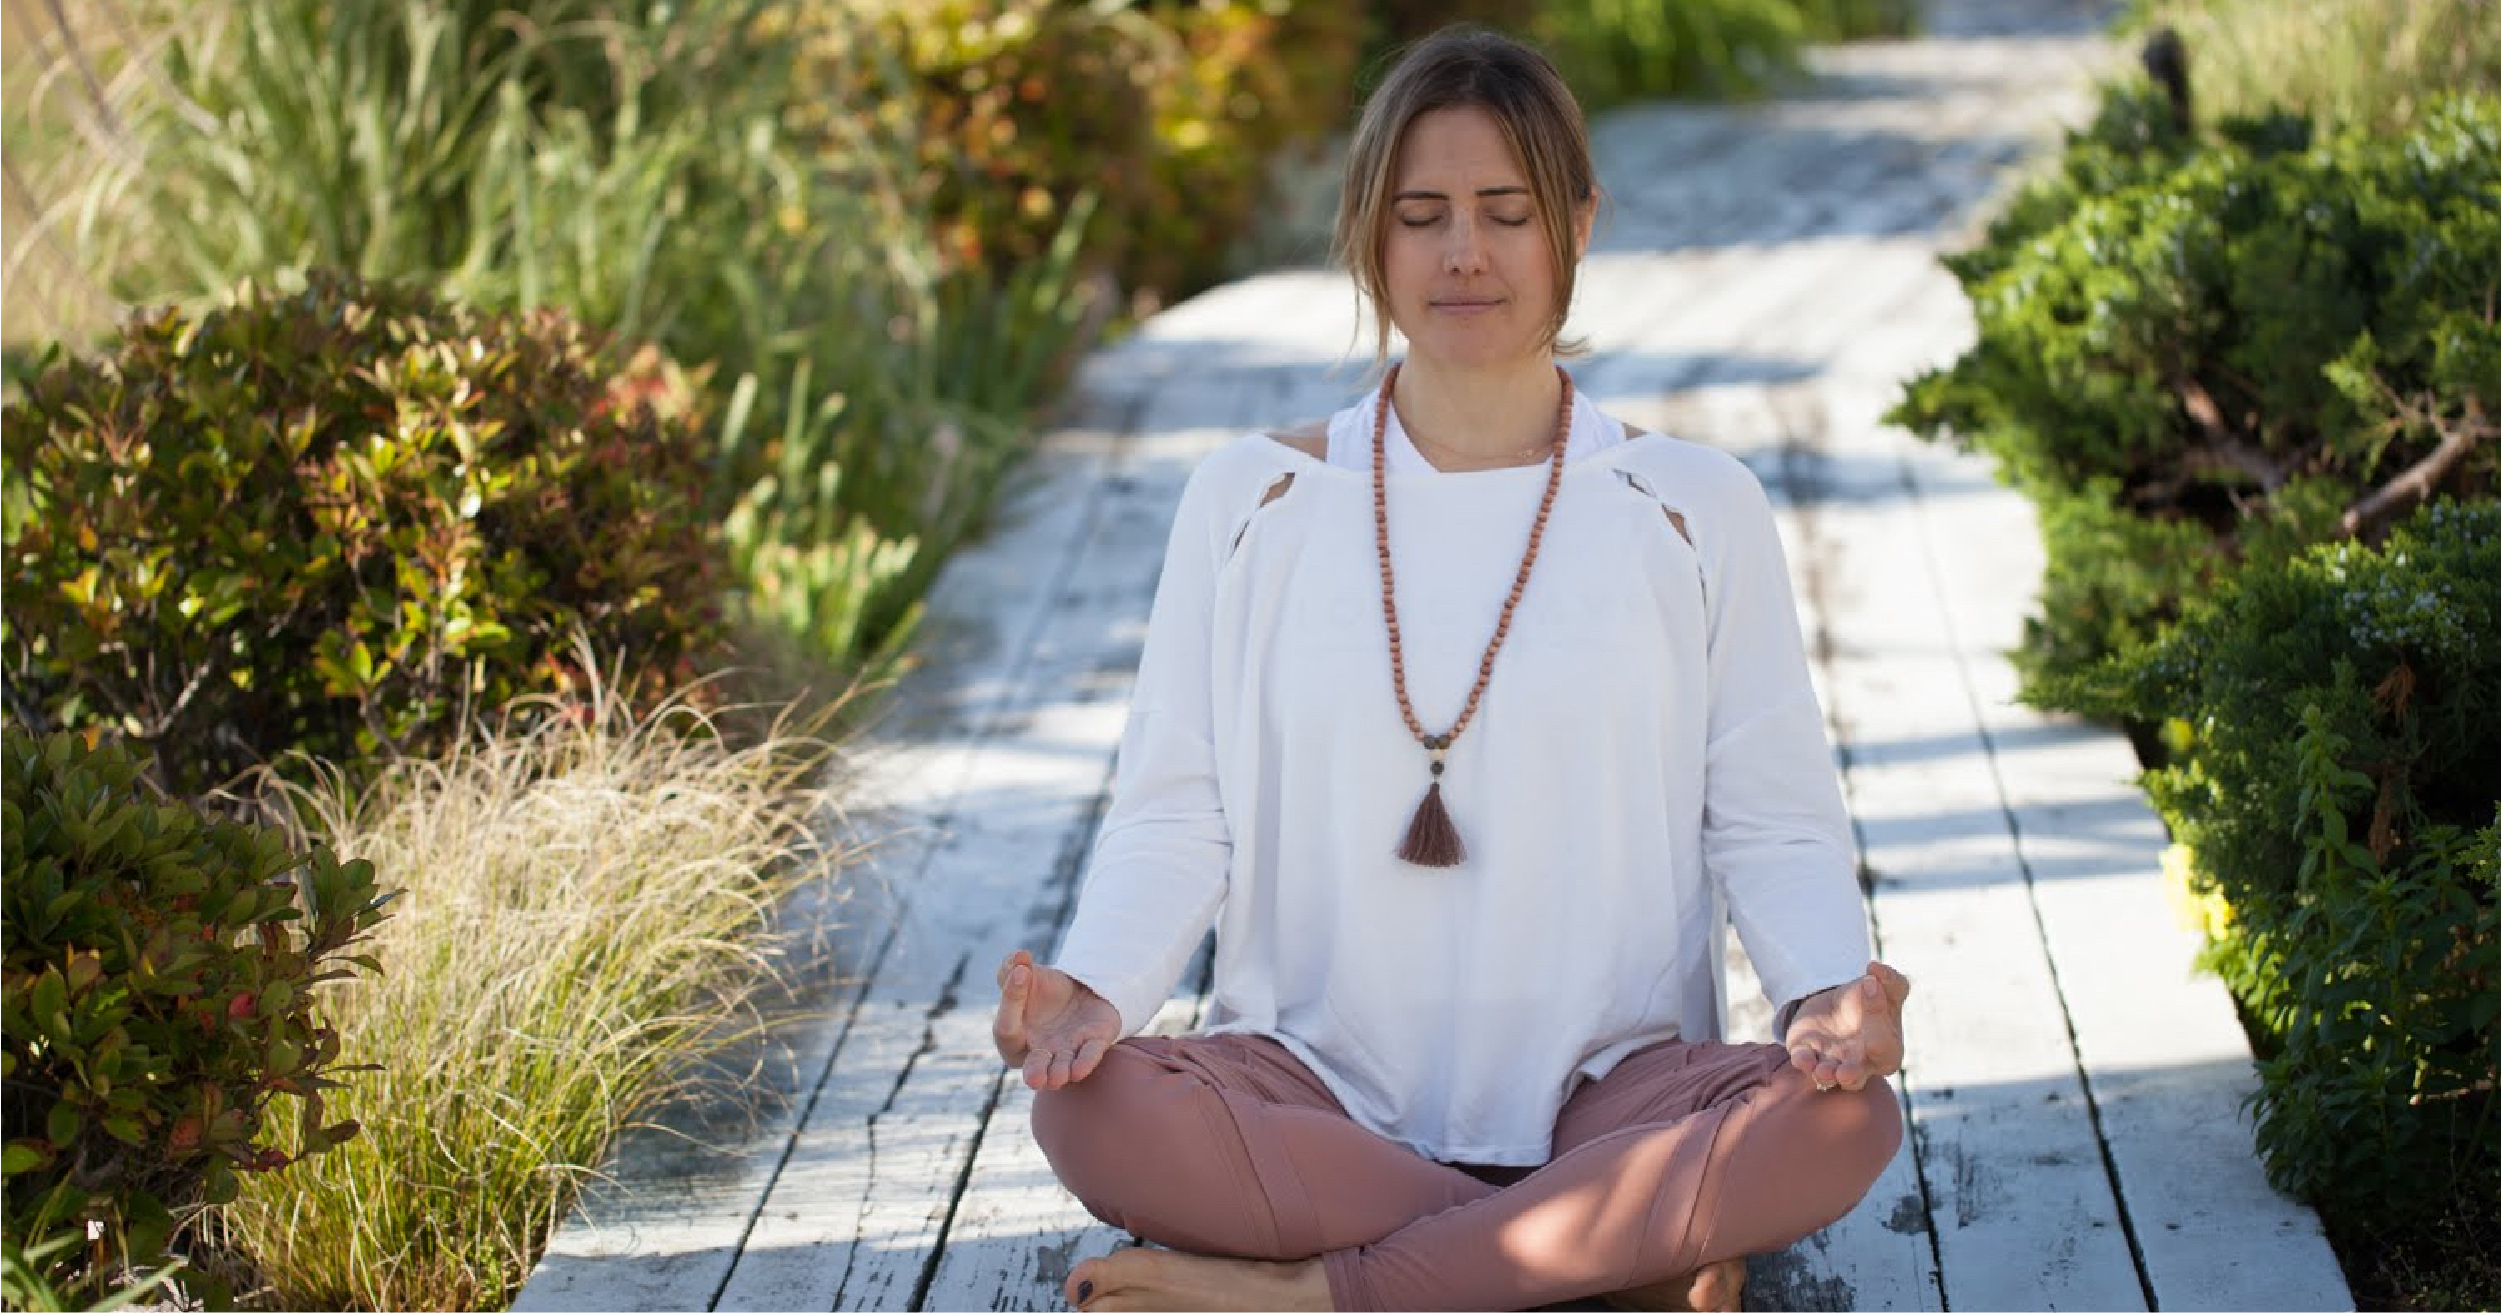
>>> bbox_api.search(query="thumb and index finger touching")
[1788,959,1913,1091]
[993,948,1038,1063]
[993,948,1121,1092]
[1868,959,1912,1007]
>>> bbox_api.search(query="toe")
[1065,1256,1109,1307]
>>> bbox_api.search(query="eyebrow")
[1392,187,1532,201]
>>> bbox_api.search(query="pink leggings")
[1032,1032,1900,1311]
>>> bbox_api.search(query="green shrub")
[1135,0,1374,303]
[1530,0,1808,106]
[1788,0,1917,40]
[3,1,1093,683]
[1891,91,2501,699]
[1362,0,1913,112]
[818,0,1367,314]
[2051,501,2500,1222]
[1,729,394,1303]
[1,270,729,796]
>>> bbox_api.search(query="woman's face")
[1381,105,1589,372]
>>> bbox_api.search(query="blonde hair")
[1331,25,1601,376]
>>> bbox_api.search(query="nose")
[1442,215,1488,275]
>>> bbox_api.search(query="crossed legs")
[1031,1032,1901,1311]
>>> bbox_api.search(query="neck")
[1389,355,1567,466]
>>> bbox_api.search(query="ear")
[1572,191,1596,262]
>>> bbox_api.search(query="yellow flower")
[2159,842,2233,938]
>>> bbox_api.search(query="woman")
[991,24,1909,1313]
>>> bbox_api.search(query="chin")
[1402,337,1546,372]
[1393,311,1548,368]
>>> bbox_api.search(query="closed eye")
[1397,215,1535,228]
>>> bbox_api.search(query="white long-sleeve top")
[1052,386,1870,1166]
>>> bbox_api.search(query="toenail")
[1077,1279,1094,1302]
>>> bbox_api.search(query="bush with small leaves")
[2049,501,2500,1222]
[1891,91,2500,702]
[803,0,1368,313]
[0,729,396,1302]
[2,270,731,795]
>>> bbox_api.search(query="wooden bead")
[1370,359,1570,840]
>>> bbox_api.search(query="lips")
[1431,297,1505,313]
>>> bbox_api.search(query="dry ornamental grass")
[196,663,864,1312]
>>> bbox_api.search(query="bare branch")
[2175,376,2290,492]
[3,675,61,736]
[2342,396,2489,542]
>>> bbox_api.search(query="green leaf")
[30,970,66,1026]
[122,1188,175,1264]
[46,1101,79,1147]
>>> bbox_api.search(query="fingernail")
[1077,1280,1094,1302]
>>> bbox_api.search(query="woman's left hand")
[1785,960,1911,1093]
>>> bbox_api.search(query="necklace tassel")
[1373,361,1571,872]
[1396,779,1466,867]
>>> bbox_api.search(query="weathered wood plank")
[1590,239,1961,1313]
[1702,266,1964,1313]
[1683,385,1942,1313]
[1722,921,1941,1313]
[512,406,1146,1313]
[708,376,1276,1312]
[920,944,1215,1313]
[1693,242,1980,1312]
[1767,384,2146,1312]
[1888,428,2354,1311]
[1580,236,1922,413]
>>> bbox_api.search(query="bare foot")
[1066,1245,1333,1311]
[1602,1256,1746,1313]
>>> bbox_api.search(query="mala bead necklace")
[1373,360,1573,867]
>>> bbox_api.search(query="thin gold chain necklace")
[1404,423,1556,467]
[1372,361,1573,867]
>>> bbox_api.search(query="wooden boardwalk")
[515,3,2355,1308]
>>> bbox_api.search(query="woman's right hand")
[992,949,1122,1091]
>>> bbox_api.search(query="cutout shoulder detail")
[1231,472,1300,556]
[1264,421,1329,461]
[1613,468,1693,547]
